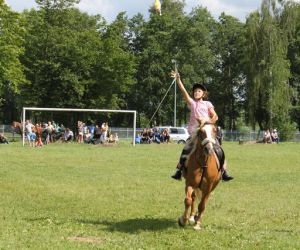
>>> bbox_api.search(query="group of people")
[263,129,279,144]
[76,121,118,144]
[23,119,118,147]
[25,120,63,147]
[135,128,170,144]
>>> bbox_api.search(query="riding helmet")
[192,83,207,92]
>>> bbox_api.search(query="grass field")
[0,141,299,249]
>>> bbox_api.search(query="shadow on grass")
[77,217,176,233]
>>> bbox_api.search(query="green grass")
[0,142,299,249]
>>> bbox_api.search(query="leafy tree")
[91,12,137,112]
[21,1,102,109]
[244,0,292,131]
[0,0,26,122]
[284,2,300,129]
[211,13,246,130]
[132,0,186,127]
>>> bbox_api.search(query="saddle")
[213,144,225,171]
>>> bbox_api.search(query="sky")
[4,0,300,23]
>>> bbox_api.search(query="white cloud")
[4,0,300,23]
[76,0,114,16]
[185,0,261,21]
[75,0,149,22]
[5,0,37,12]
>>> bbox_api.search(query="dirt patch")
[96,143,118,147]
[238,140,258,145]
[66,236,104,244]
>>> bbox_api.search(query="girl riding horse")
[170,70,233,181]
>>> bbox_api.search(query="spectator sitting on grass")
[271,129,279,144]
[135,134,141,144]
[153,128,161,144]
[141,129,149,143]
[0,133,9,144]
[108,133,119,144]
[263,129,272,144]
[63,128,73,142]
[161,128,170,143]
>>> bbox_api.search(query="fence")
[1,124,300,142]
[1,124,22,141]
[223,130,264,142]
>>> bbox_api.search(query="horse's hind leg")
[178,186,193,227]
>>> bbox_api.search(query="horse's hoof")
[189,216,195,223]
[193,224,202,230]
[178,217,186,227]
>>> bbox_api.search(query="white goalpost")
[22,107,137,146]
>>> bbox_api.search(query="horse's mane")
[183,126,202,165]
[185,121,217,164]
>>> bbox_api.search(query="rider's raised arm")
[171,71,192,105]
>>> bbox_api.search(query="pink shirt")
[187,99,214,134]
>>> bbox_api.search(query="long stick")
[148,78,176,126]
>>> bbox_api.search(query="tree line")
[0,0,299,139]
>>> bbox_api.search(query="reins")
[197,122,221,189]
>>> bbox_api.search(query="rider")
[170,70,233,181]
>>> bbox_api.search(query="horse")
[11,121,23,136]
[178,119,222,230]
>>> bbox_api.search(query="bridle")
[197,121,217,156]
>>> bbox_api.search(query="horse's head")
[196,119,217,156]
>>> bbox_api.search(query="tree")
[211,13,246,130]
[244,0,292,131]
[91,12,137,112]
[284,2,300,129]
[21,1,103,109]
[0,0,26,122]
[132,0,186,126]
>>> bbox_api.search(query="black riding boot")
[222,170,234,181]
[171,165,183,181]
[171,169,182,180]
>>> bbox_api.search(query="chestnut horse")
[178,120,222,230]
[11,121,23,136]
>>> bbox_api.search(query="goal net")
[22,107,137,146]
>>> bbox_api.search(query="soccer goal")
[22,107,137,146]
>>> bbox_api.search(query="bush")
[276,122,298,141]
[237,125,252,141]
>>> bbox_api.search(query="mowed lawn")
[0,141,299,249]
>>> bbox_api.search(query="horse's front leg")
[194,191,211,230]
[178,186,194,227]
[189,188,201,223]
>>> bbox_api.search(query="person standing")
[35,123,43,147]
[100,122,109,143]
[25,120,36,147]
